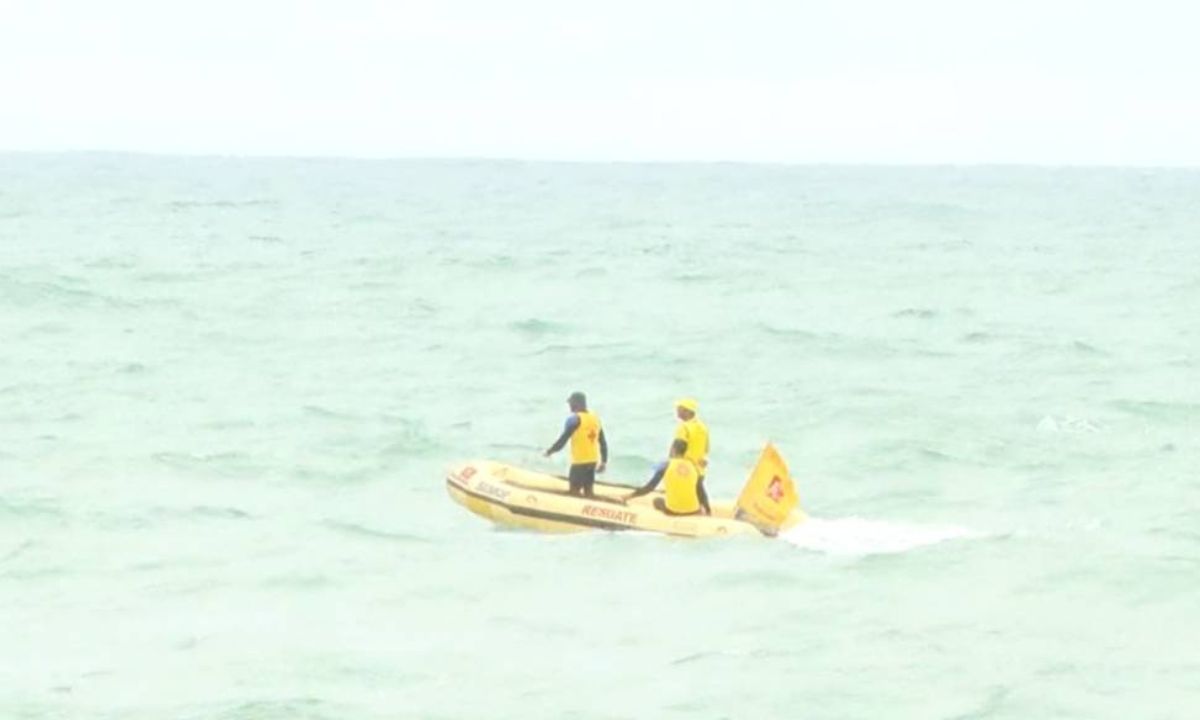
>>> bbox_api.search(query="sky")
[2,0,1198,164]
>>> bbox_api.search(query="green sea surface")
[1,155,1198,719]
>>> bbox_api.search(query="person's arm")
[544,415,580,456]
[626,462,667,500]
[597,429,609,472]
[696,477,712,515]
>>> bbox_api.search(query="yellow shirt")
[664,458,701,514]
[569,411,602,464]
[673,417,709,474]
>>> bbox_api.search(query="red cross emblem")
[587,429,598,441]
[766,476,784,502]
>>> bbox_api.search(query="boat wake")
[780,516,975,555]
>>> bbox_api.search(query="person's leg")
[566,468,595,494]
[696,476,711,514]
[581,463,596,498]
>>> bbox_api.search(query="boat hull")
[445,460,804,538]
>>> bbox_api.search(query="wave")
[439,253,517,269]
[672,271,718,284]
[206,698,346,720]
[960,331,994,344]
[1108,399,1200,421]
[1069,339,1108,355]
[509,318,569,335]
[754,327,902,358]
[780,516,977,555]
[405,299,439,318]
[0,496,63,519]
[0,274,136,309]
[19,322,72,339]
[321,520,431,544]
[166,198,278,210]
[669,648,792,667]
[755,323,820,341]
[1036,415,1102,433]
[891,307,938,319]
[1,540,35,564]
[84,256,138,270]
[152,451,267,477]
[528,343,575,356]
[379,419,442,456]
[158,505,254,521]
[303,404,360,421]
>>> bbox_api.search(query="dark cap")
[567,391,587,409]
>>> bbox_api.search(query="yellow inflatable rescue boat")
[446,443,805,538]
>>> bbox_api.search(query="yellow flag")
[735,443,800,532]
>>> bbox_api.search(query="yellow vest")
[674,418,709,473]
[569,411,601,464]
[664,458,701,514]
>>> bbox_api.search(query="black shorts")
[567,463,597,496]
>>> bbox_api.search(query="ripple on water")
[1108,399,1200,422]
[302,405,361,421]
[509,318,569,336]
[161,505,254,521]
[320,520,432,545]
[0,496,64,520]
[152,451,269,478]
[891,307,938,319]
[199,697,345,720]
[0,539,36,564]
[379,421,441,457]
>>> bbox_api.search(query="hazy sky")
[3,0,1198,164]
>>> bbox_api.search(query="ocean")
[1,154,1197,719]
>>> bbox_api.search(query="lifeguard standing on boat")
[543,391,608,498]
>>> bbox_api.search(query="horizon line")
[2,148,1198,170]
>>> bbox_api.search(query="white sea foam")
[780,516,977,555]
[1036,415,1102,433]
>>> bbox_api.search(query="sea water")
[1,154,1198,719]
